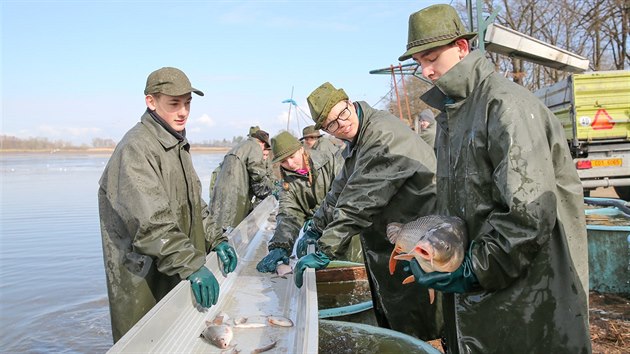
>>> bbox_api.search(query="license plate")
[591,158,623,167]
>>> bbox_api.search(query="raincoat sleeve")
[268,187,306,252]
[247,154,274,199]
[201,195,226,252]
[318,129,425,256]
[470,100,561,291]
[311,169,345,232]
[108,143,205,280]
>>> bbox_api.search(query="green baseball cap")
[248,126,261,137]
[300,125,322,141]
[307,82,348,130]
[144,67,204,96]
[398,4,476,62]
[271,131,303,164]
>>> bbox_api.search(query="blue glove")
[407,254,479,293]
[256,248,290,273]
[295,220,322,258]
[188,266,219,308]
[294,251,330,288]
[214,241,237,274]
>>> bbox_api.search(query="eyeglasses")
[324,101,351,133]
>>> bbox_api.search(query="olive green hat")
[248,126,261,137]
[307,82,348,130]
[271,131,303,164]
[300,125,323,141]
[398,4,476,62]
[144,67,204,96]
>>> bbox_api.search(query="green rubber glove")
[407,255,479,293]
[188,266,219,308]
[295,220,322,258]
[294,251,330,288]
[256,248,290,273]
[214,241,237,274]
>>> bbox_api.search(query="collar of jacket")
[142,109,189,150]
[420,50,493,111]
[345,101,367,154]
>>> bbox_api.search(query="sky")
[1,0,449,145]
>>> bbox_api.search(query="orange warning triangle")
[591,109,615,130]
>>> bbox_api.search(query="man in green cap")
[300,125,345,155]
[400,4,590,353]
[293,81,443,342]
[208,127,275,242]
[256,131,362,273]
[98,67,237,342]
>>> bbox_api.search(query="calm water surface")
[0,152,224,353]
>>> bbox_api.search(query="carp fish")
[387,215,468,303]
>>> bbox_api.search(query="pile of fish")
[387,215,468,303]
[200,312,293,352]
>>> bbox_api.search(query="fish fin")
[429,289,435,304]
[393,253,414,261]
[402,275,415,284]
[389,249,398,275]
[386,222,403,244]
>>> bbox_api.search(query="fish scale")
[387,215,468,302]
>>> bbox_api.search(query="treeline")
[385,0,628,126]
[0,135,244,150]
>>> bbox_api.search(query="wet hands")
[214,241,237,274]
[296,220,321,258]
[294,251,330,288]
[407,255,479,293]
[188,266,219,308]
[256,248,289,273]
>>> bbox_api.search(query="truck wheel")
[613,186,630,201]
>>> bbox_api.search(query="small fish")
[201,322,233,349]
[233,317,266,328]
[267,315,294,327]
[276,263,293,276]
[252,340,277,353]
[387,215,467,303]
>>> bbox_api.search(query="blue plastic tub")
[584,199,630,295]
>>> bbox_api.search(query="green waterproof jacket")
[421,50,590,353]
[209,137,273,239]
[313,102,443,340]
[98,111,224,342]
[312,136,345,156]
[268,149,343,253]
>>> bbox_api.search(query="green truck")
[535,71,630,200]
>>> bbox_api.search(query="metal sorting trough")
[108,196,319,353]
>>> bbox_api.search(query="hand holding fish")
[407,254,479,293]
[387,215,475,300]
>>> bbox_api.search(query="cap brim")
[192,88,204,96]
[398,33,477,62]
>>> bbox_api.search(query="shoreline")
[0,146,231,154]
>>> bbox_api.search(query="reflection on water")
[317,280,372,309]
[0,152,224,353]
[319,320,438,354]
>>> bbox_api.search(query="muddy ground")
[426,291,629,353]
[590,291,629,353]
